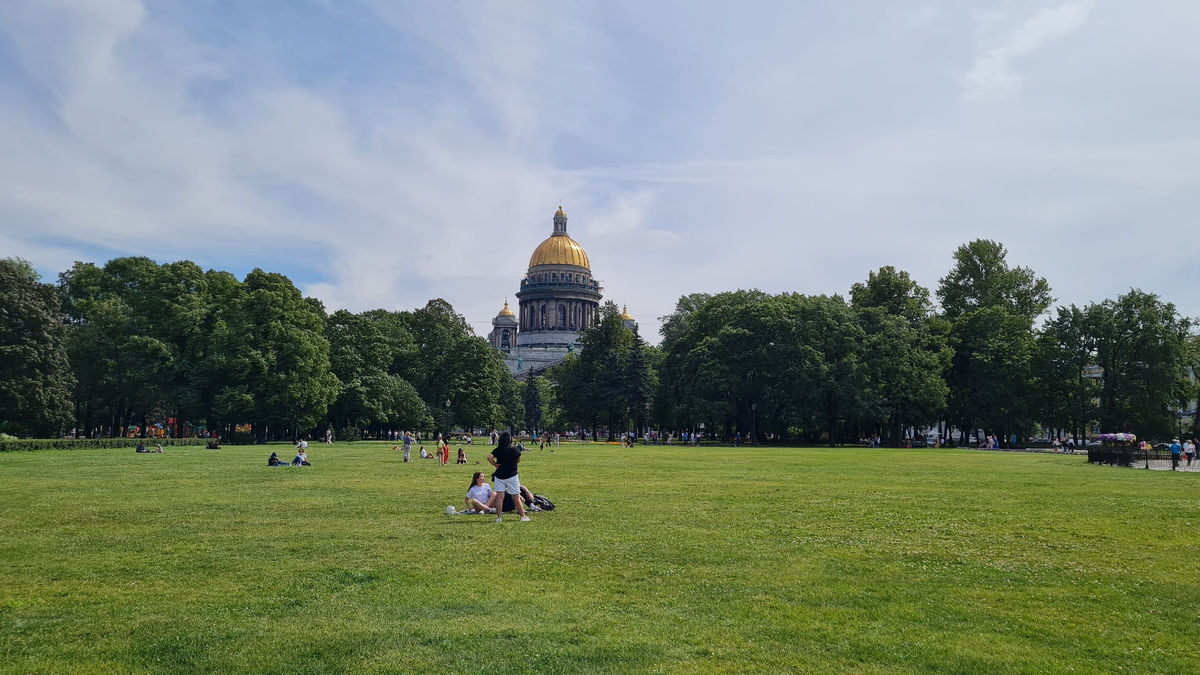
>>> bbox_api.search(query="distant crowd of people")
[1050,438,1077,453]
[390,431,485,465]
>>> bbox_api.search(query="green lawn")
[1,442,1198,673]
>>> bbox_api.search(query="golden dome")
[620,304,634,320]
[529,234,590,269]
[555,205,566,217]
[498,300,514,317]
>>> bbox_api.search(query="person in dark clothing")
[268,451,283,466]
[500,485,535,512]
[486,431,529,523]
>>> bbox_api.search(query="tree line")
[0,257,521,441]
[536,240,1198,446]
[2,239,1197,446]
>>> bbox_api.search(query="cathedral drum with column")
[516,206,601,349]
[489,206,604,375]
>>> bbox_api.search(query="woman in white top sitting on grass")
[464,471,496,514]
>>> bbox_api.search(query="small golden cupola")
[489,299,518,351]
[620,304,637,331]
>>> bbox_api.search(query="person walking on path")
[487,432,529,523]
[1170,439,1181,470]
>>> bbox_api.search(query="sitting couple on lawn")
[461,471,534,515]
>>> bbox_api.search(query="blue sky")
[2,0,1199,340]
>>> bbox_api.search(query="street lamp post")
[445,399,452,437]
[751,403,758,447]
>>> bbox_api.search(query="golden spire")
[555,205,566,218]
[620,304,634,320]
[498,299,515,317]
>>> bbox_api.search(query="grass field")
[2,442,1198,673]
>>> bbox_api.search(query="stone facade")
[489,207,604,377]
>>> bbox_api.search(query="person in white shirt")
[464,472,496,513]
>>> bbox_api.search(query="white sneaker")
[495,516,502,523]
[520,516,531,522]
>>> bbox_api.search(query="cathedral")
[488,206,635,377]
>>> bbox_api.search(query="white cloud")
[1,1,1199,344]
[964,1,1094,101]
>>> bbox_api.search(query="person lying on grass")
[495,485,535,513]
[419,446,437,459]
[464,472,496,513]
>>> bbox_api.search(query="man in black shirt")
[487,431,529,523]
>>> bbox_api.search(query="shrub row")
[0,438,209,452]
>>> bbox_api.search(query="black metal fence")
[1088,446,1200,472]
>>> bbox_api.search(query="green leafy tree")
[850,266,932,325]
[658,290,771,442]
[938,241,1051,445]
[658,292,711,348]
[0,258,75,436]
[785,294,870,446]
[549,302,635,440]
[523,375,543,434]
[947,306,1038,444]
[626,326,658,437]
[656,293,714,434]
[191,269,244,438]
[582,302,635,440]
[1032,305,1098,441]
[1184,332,1200,439]
[497,372,523,431]
[547,354,590,434]
[215,269,338,442]
[325,309,428,435]
[851,267,950,445]
[937,240,1052,324]
[1089,290,1190,438]
[408,299,513,433]
[58,258,181,438]
[658,290,868,445]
